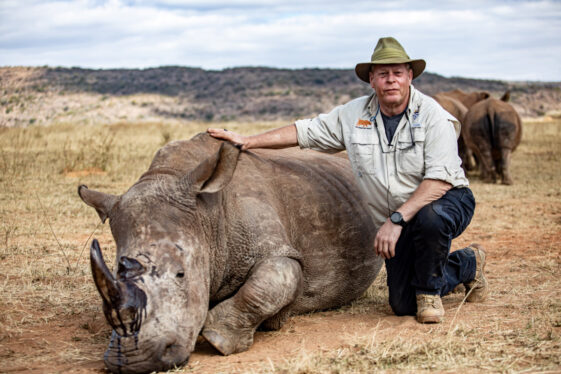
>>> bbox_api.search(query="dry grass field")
[0,118,560,373]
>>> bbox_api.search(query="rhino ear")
[187,141,241,194]
[78,185,119,223]
[500,90,511,102]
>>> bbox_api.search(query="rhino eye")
[176,271,185,278]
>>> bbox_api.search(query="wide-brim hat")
[355,37,426,83]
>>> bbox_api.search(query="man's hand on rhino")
[207,128,249,150]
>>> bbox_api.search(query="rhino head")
[78,140,239,373]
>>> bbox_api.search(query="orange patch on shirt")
[356,119,372,128]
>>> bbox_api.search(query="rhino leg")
[474,143,496,183]
[459,137,477,172]
[202,256,302,355]
[499,148,514,185]
[466,148,478,171]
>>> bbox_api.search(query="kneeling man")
[208,37,488,323]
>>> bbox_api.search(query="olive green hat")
[355,37,426,83]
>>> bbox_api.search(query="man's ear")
[369,68,376,89]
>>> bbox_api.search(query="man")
[207,37,488,323]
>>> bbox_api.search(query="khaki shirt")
[295,85,469,229]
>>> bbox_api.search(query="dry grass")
[0,119,560,373]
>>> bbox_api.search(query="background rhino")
[432,93,472,170]
[463,93,522,184]
[433,89,491,172]
[78,133,383,374]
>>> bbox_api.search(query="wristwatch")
[390,211,407,227]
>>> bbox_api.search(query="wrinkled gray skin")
[78,133,382,374]
[434,90,491,171]
[463,94,522,184]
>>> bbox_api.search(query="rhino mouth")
[104,330,190,374]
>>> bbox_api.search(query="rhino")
[432,93,472,170]
[441,89,491,109]
[463,92,522,184]
[78,133,383,374]
[434,89,492,171]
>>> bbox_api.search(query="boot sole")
[417,314,444,324]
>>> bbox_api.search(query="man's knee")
[411,204,445,236]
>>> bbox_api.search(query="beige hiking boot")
[464,243,488,302]
[416,294,444,323]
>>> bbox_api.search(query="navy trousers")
[385,187,477,316]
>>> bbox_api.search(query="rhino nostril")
[161,342,185,363]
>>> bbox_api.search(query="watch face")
[391,212,403,224]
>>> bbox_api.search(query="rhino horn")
[185,141,240,194]
[91,240,148,336]
[90,239,121,308]
[78,185,119,223]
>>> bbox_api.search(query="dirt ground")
[1,119,560,373]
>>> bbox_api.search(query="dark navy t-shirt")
[381,108,407,144]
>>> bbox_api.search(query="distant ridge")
[1,66,560,127]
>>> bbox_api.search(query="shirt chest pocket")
[351,131,381,175]
[397,126,425,175]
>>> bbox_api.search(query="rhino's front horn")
[90,239,147,336]
[90,239,121,308]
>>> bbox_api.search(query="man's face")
[369,63,413,110]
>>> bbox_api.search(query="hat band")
[371,48,411,63]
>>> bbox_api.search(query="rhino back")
[222,147,381,313]
[491,99,522,151]
[466,99,522,151]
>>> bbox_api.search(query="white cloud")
[0,0,560,80]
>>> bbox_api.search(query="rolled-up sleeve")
[295,105,346,153]
[423,113,469,188]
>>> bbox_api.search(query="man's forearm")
[245,124,298,149]
[397,179,452,222]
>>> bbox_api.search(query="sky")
[1,0,560,81]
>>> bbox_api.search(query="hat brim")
[355,59,426,83]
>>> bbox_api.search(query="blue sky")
[1,0,560,81]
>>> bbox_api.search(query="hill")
[1,66,560,127]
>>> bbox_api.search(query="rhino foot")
[203,326,253,355]
[481,174,497,184]
[203,256,302,355]
[501,174,514,185]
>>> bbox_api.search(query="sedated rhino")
[78,133,383,374]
